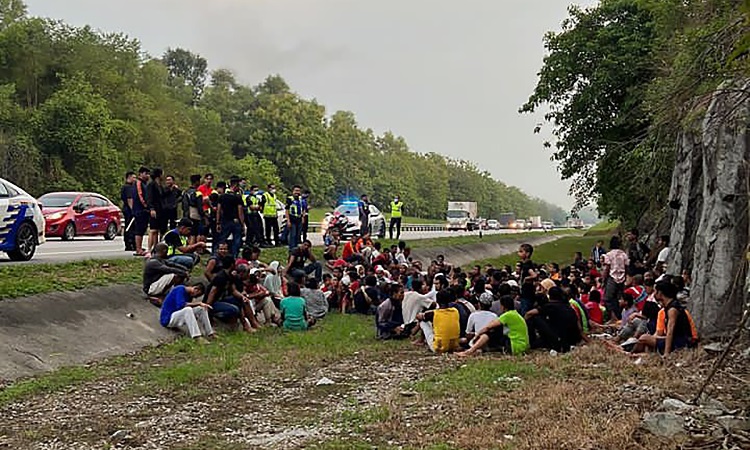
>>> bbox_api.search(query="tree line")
[0,1,566,223]
[523,0,749,227]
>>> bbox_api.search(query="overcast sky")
[27,0,597,210]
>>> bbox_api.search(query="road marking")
[37,250,129,256]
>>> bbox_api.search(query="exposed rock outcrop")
[667,80,750,337]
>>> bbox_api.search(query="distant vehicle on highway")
[514,219,527,230]
[38,192,122,241]
[487,219,499,230]
[0,178,45,261]
[322,201,386,238]
[498,212,516,229]
[542,221,554,231]
[447,201,479,231]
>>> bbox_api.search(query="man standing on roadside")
[162,175,181,231]
[301,189,311,242]
[358,194,370,236]
[197,173,215,244]
[131,166,151,256]
[263,183,280,247]
[389,194,404,240]
[286,185,304,252]
[147,168,165,255]
[121,171,136,252]
[216,176,246,257]
[182,175,204,246]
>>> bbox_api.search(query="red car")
[38,192,122,240]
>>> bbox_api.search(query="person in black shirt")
[216,177,245,258]
[204,256,256,332]
[358,194,370,235]
[131,167,151,256]
[146,168,165,253]
[285,240,323,282]
[121,171,136,251]
[525,287,582,352]
[353,275,380,314]
[161,175,182,231]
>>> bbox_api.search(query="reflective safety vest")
[165,229,187,256]
[288,196,303,219]
[244,194,261,213]
[390,201,404,218]
[263,192,277,217]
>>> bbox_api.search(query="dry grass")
[357,343,749,450]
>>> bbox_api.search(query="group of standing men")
[121,168,312,258]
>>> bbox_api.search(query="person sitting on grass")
[285,240,323,282]
[204,257,259,333]
[143,242,189,306]
[417,289,460,354]
[457,295,529,357]
[525,286,582,353]
[159,282,215,343]
[301,278,329,320]
[377,283,409,340]
[461,292,498,348]
[204,242,230,283]
[243,271,280,326]
[584,289,605,326]
[162,218,206,270]
[280,281,316,331]
[635,281,696,356]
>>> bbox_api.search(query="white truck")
[529,216,543,229]
[446,201,478,231]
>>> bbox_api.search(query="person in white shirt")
[463,292,498,347]
[656,235,670,268]
[402,280,435,326]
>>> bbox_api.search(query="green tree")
[521,0,658,222]
[163,47,208,105]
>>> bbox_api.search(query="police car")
[0,178,45,261]
[322,201,386,238]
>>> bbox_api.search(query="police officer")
[358,194,370,236]
[286,185,304,252]
[263,183,280,247]
[244,184,264,247]
[389,195,404,240]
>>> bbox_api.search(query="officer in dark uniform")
[244,185,265,247]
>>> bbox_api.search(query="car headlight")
[46,212,64,221]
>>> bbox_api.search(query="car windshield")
[39,194,77,208]
[335,204,359,217]
[447,210,469,219]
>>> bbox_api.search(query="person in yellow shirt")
[417,289,460,353]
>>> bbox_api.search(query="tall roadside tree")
[521,0,659,225]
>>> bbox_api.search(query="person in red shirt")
[196,173,215,243]
[584,289,605,325]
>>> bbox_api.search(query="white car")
[487,219,499,230]
[323,202,387,238]
[0,178,45,261]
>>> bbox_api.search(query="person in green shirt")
[280,282,315,331]
[457,295,529,356]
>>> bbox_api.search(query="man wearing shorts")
[131,166,150,256]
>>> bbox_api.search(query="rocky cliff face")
[667,80,749,337]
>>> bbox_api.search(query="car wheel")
[62,222,76,241]
[104,221,117,240]
[8,222,37,261]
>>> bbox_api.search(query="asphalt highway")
[0,229,524,265]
